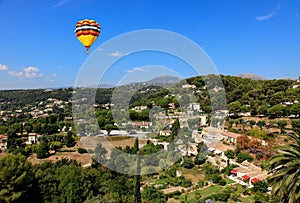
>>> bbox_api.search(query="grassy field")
[178,166,205,183]
[174,183,254,203]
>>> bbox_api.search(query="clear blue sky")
[0,0,299,89]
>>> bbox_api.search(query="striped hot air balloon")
[75,19,100,54]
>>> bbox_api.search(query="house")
[0,134,7,150]
[189,103,201,111]
[134,106,148,111]
[230,160,270,187]
[159,130,171,136]
[133,121,152,129]
[219,131,241,144]
[215,110,229,117]
[181,84,196,89]
[26,133,37,144]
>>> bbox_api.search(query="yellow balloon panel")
[77,35,98,48]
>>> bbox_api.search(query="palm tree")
[268,133,300,203]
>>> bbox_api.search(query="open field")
[178,166,205,183]
[108,136,148,149]
[27,151,92,166]
[27,136,148,165]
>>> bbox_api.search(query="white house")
[219,131,241,144]
[26,133,37,144]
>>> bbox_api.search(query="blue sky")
[0,0,299,89]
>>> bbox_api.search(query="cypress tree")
[134,153,141,203]
[133,137,139,154]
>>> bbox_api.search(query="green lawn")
[224,177,235,184]
[176,184,254,203]
[240,195,255,203]
[196,185,224,196]
[177,185,224,200]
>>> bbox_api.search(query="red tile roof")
[231,169,237,174]
[251,178,259,183]
[242,175,250,181]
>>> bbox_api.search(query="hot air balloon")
[75,19,100,54]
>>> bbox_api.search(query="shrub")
[237,152,253,163]
[211,174,222,183]
[77,148,88,154]
[182,157,195,169]
[252,181,268,193]
[198,180,204,187]
[219,179,227,186]
[256,153,263,160]
[174,176,192,188]
[194,153,206,165]
[166,190,181,198]
[209,152,215,157]
[224,149,235,159]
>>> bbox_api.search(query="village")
[0,77,299,202]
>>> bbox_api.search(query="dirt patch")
[179,167,205,183]
[27,151,92,166]
[167,198,181,203]
[110,138,148,149]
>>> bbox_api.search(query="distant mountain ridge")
[236,73,266,80]
[146,75,182,84]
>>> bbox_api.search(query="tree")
[24,123,33,134]
[171,119,180,136]
[257,120,266,130]
[168,119,180,152]
[236,152,253,163]
[267,104,287,118]
[258,105,268,115]
[65,131,75,147]
[252,181,268,193]
[268,133,300,202]
[249,120,256,128]
[236,134,250,149]
[105,124,114,136]
[276,120,287,134]
[134,155,141,203]
[224,149,235,159]
[0,154,34,203]
[254,192,269,203]
[291,119,300,135]
[182,157,195,169]
[234,119,239,127]
[35,141,49,158]
[7,130,18,149]
[227,101,241,115]
[290,103,300,117]
[194,152,206,165]
[133,137,139,154]
[142,186,166,202]
[228,119,234,129]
